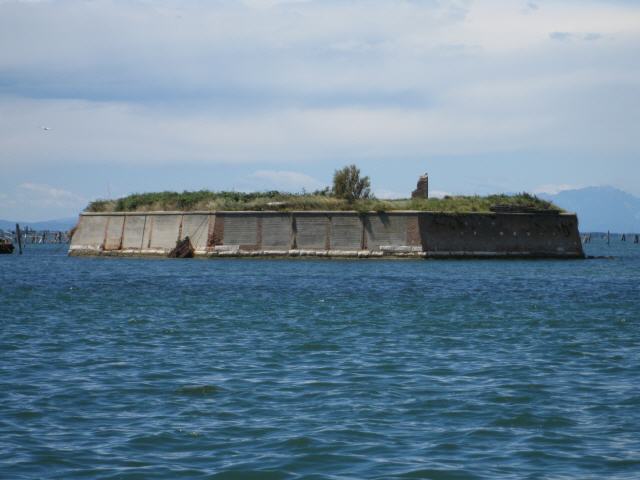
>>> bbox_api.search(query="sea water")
[1,239,639,479]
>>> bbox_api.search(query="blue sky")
[1,0,639,220]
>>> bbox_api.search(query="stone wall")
[69,211,584,258]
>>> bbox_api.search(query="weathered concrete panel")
[262,214,292,249]
[180,214,211,251]
[222,215,259,248]
[365,213,408,251]
[104,215,125,251]
[121,215,147,250]
[418,213,583,257]
[330,214,363,250]
[71,215,108,250]
[208,215,223,247]
[406,216,421,247]
[295,214,329,250]
[141,216,153,250]
[148,215,181,250]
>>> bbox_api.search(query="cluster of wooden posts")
[21,230,68,245]
[2,224,70,255]
[581,232,640,244]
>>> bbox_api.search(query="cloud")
[0,182,86,221]
[549,31,573,41]
[2,71,638,168]
[374,189,407,200]
[0,0,639,205]
[18,182,85,206]
[533,184,582,195]
[550,31,604,42]
[249,170,324,192]
[1,0,637,104]
[584,32,603,41]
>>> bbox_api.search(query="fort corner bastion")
[69,210,585,259]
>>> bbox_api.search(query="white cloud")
[0,0,639,203]
[20,182,79,199]
[0,182,86,220]
[18,182,85,206]
[533,184,582,195]
[250,170,324,192]
[0,0,637,170]
[374,189,407,200]
[1,0,638,100]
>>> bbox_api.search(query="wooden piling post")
[15,223,23,254]
[607,230,610,245]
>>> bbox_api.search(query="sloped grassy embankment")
[85,191,561,214]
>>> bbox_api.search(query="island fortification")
[69,211,583,259]
[69,174,584,259]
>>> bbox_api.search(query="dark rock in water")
[168,236,194,258]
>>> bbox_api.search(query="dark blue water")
[1,240,639,479]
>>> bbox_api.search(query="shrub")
[332,165,371,203]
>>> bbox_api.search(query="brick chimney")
[411,173,429,199]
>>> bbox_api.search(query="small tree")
[332,164,371,202]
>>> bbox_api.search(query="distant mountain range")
[540,186,640,233]
[0,217,77,232]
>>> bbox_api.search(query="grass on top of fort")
[86,191,561,214]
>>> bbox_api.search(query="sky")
[0,0,639,221]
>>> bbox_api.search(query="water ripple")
[1,242,639,479]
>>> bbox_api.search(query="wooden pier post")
[15,223,23,255]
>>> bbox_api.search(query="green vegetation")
[332,164,371,202]
[86,191,561,213]
[85,163,561,213]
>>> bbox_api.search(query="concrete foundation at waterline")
[69,211,585,259]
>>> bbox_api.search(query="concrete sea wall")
[69,211,585,258]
